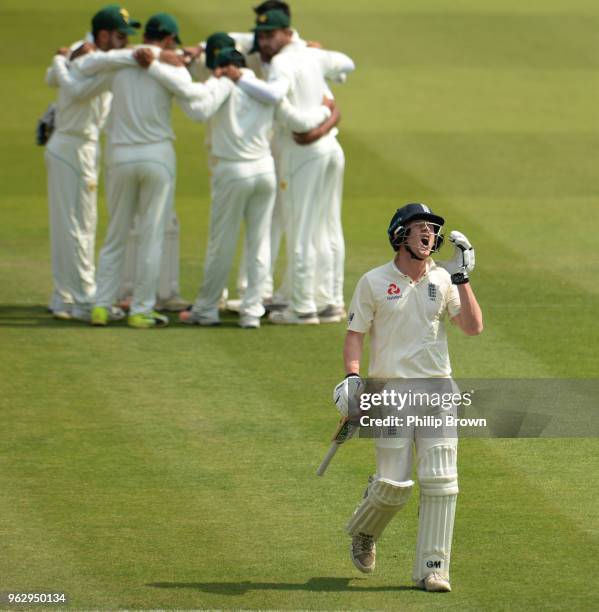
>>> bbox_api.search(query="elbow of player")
[465,320,484,336]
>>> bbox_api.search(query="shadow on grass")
[147,577,420,594]
[0,305,247,329]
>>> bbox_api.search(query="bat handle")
[316,441,339,476]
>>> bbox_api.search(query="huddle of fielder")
[43,0,485,595]
[43,1,355,329]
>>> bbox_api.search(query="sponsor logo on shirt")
[387,283,402,300]
[348,312,354,324]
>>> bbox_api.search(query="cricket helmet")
[387,203,445,252]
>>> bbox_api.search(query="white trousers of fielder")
[45,133,99,314]
[279,135,345,314]
[192,156,276,319]
[95,141,175,315]
[118,208,181,302]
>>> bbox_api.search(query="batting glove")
[333,374,362,417]
[437,230,475,285]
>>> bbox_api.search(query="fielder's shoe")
[418,572,451,592]
[239,314,260,329]
[350,533,376,574]
[91,306,109,326]
[226,298,242,313]
[156,295,190,312]
[268,308,319,325]
[53,309,72,321]
[128,311,169,329]
[317,304,346,323]
[263,297,287,313]
[178,309,221,327]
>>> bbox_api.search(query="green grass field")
[1,0,599,609]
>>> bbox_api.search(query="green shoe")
[91,306,109,326]
[128,311,169,329]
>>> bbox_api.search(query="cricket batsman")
[333,203,483,592]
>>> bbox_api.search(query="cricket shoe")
[268,308,319,325]
[53,309,72,321]
[90,306,127,326]
[350,533,376,574]
[156,295,190,312]
[179,308,220,327]
[417,572,451,592]
[239,314,260,329]
[128,311,169,329]
[226,298,242,313]
[317,305,346,323]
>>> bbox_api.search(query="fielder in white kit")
[333,203,483,592]
[71,13,201,328]
[44,5,140,320]
[236,9,355,324]
[160,44,333,328]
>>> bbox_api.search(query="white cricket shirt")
[347,259,461,378]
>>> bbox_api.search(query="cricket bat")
[316,416,358,476]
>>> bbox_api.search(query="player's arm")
[438,230,483,336]
[451,283,483,336]
[316,49,356,82]
[74,48,138,76]
[344,331,365,375]
[177,77,234,122]
[293,101,341,145]
[274,94,332,132]
[235,60,291,105]
[50,54,111,101]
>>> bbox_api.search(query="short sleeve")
[347,274,375,333]
[446,283,461,319]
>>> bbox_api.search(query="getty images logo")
[387,283,402,300]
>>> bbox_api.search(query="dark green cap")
[92,5,141,35]
[205,32,236,69]
[214,47,246,68]
[145,12,182,44]
[252,9,290,31]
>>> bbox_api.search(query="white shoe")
[350,533,376,574]
[226,299,242,313]
[52,309,72,321]
[268,308,319,325]
[239,314,260,329]
[418,572,451,592]
[317,305,346,323]
[179,309,220,327]
[156,295,190,312]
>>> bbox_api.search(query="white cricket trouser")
[45,133,99,312]
[376,436,459,583]
[118,208,181,302]
[279,135,345,314]
[193,156,276,319]
[95,141,175,315]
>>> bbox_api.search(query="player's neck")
[395,250,428,282]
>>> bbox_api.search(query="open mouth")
[420,237,430,247]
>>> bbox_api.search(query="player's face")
[405,220,438,258]
[257,28,291,61]
[108,30,128,50]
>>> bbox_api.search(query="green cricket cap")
[145,12,182,44]
[92,5,141,35]
[214,47,246,68]
[205,32,236,69]
[252,9,291,31]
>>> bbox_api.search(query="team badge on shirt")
[428,283,438,301]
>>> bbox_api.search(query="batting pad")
[413,445,458,582]
[346,477,413,540]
